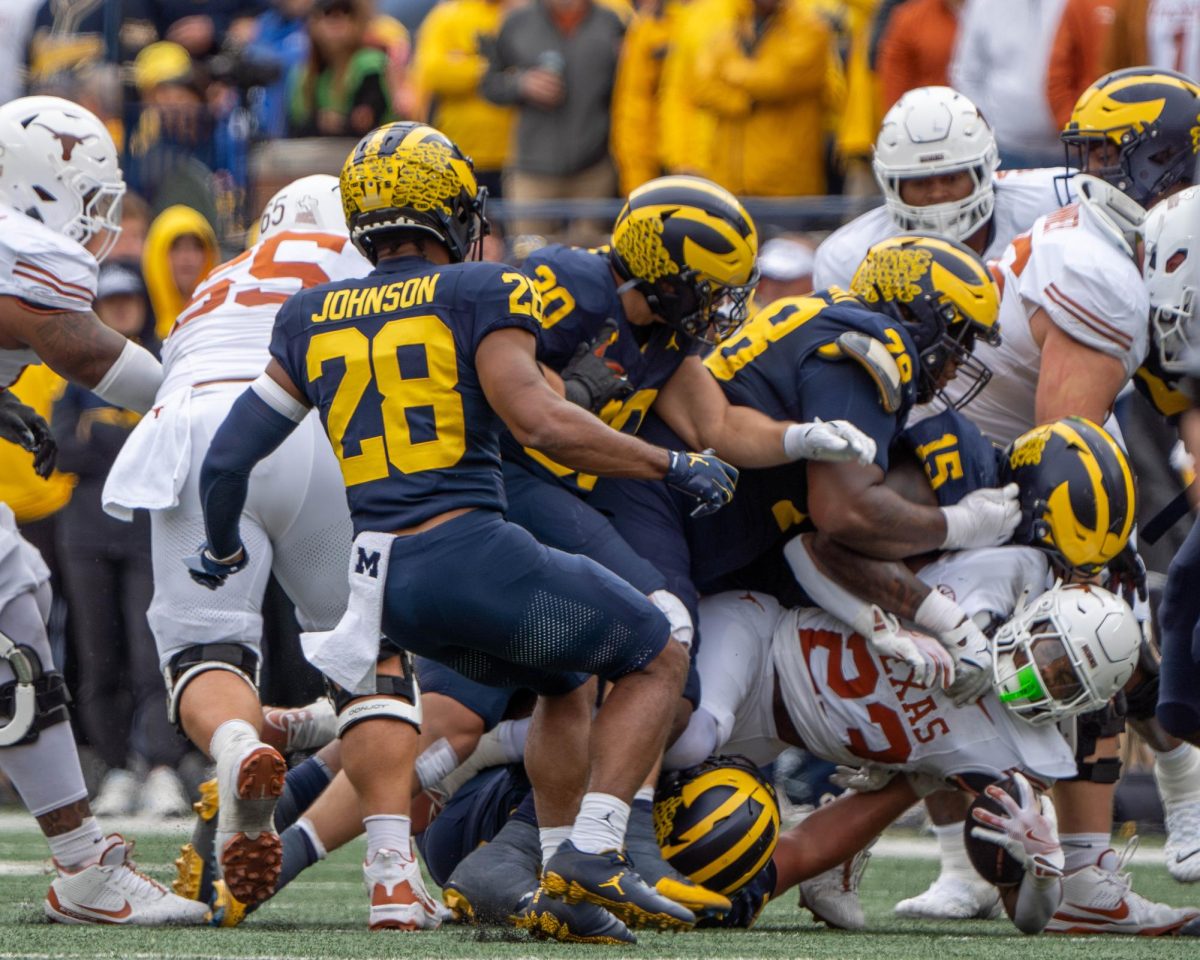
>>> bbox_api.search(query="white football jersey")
[812,167,1063,291]
[0,204,98,387]
[771,546,1076,785]
[159,229,370,397]
[938,201,1148,445]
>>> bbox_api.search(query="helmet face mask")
[992,583,1139,726]
[1143,187,1200,372]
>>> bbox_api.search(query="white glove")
[970,772,1065,882]
[940,483,1021,550]
[783,419,876,466]
[830,763,896,793]
[864,606,955,691]
[939,615,993,706]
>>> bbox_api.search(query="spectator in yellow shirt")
[610,0,674,194]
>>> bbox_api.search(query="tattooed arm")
[806,532,933,621]
[0,298,128,388]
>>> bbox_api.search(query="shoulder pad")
[825,331,904,413]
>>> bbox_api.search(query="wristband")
[913,588,966,636]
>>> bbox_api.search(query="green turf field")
[1,825,1197,960]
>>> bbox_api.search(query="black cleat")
[515,888,636,945]
[441,818,541,923]
[541,841,696,931]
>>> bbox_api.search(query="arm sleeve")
[199,388,301,558]
[795,355,900,471]
[468,266,543,355]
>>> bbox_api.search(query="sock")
[274,756,333,832]
[539,825,572,865]
[364,814,412,860]
[1062,832,1115,873]
[1154,742,1200,807]
[497,717,531,763]
[274,818,326,894]
[209,719,258,761]
[569,793,630,855]
[634,786,655,805]
[47,817,105,869]
[415,738,459,792]
[933,822,975,880]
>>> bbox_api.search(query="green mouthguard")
[999,664,1046,704]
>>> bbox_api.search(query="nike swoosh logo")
[1176,849,1200,864]
[83,900,133,920]
[1059,899,1131,922]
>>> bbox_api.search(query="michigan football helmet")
[609,176,759,342]
[654,755,780,897]
[1061,67,1200,207]
[1001,417,1136,574]
[256,174,348,242]
[850,234,1001,408]
[0,95,125,261]
[873,86,1000,243]
[992,582,1140,727]
[1143,187,1200,373]
[340,122,487,263]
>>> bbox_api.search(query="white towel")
[101,386,193,520]
[300,530,396,695]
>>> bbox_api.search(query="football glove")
[665,449,739,517]
[560,319,633,413]
[1105,543,1147,606]
[830,763,897,793]
[184,543,249,591]
[940,483,1021,550]
[970,772,1064,881]
[939,615,993,706]
[865,606,955,691]
[0,390,56,478]
[783,419,876,466]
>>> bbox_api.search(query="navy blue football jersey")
[895,409,1001,508]
[269,255,541,533]
[503,244,700,494]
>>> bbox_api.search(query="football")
[963,777,1025,886]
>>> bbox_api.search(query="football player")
[189,121,750,939]
[0,96,207,925]
[101,174,372,910]
[920,67,1200,929]
[813,86,1065,291]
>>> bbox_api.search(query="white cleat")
[364,847,444,931]
[1046,843,1200,936]
[91,769,140,818]
[1164,799,1200,883]
[894,872,1002,920]
[262,697,338,753]
[45,835,210,925]
[215,739,286,906]
[799,844,871,930]
[139,766,192,819]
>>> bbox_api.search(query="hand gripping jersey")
[938,202,1149,445]
[813,168,1064,291]
[772,546,1077,784]
[503,244,699,494]
[159,229,369,397]
[0,205,98,387]
[270,255,542,533]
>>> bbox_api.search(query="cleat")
[216,742,286,906]
[365,847,443,931]
[46,835,210,926]
[514,888,636,944]
[800,842,872,930]
[541,841,696,931]
[209,879,249,928]
[441,818,541,923]
[173,778,218,905]
[625,801,731,918]
[91,769,139,817]
[140,767,191,819]
[263,697,338,754]
[1046,843,1200,936]
[1163,799,1200,883]
[894,872,1001,920]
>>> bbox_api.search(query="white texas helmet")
[0,96,125,261]
[873,86,1000,242]
[991,583,1139,727]
[256,173,347,241]
[1143,186,1200,372]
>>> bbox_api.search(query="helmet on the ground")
[609,176,759,343]
[1062,67,1200,206]
[0,95,125,260]
[655,755,780,896]
[993,583,1139,726]
[257,174,348,241]
[1143,187,1200,372]
[340,121,487,263]
[873,86,1000,242]
[850,234,1001,408]
[1001,417,1136,574]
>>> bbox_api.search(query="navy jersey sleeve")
[268,292,313,402]
[522,247,613,369]
[461,263,543,354]
[896,409,1000,506]
[796,356,900,471]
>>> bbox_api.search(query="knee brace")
[164,643,260,726]
[1125,635,1162,722]
[0,628,69,747]
[1075,757,1123,784]
[331,651,422,736]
